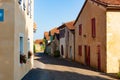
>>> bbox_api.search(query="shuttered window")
[91,18,96,38]
[79,24,82,35]
[78,45,82,56]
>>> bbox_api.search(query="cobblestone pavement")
[22,53,117,80]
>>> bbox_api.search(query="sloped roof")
[74,0,120,25]
[58,21,75,30]
[64,21,75,30]
[92,0,120,5]
[50,27,59,36]
[34,39,43,44]
[44,32,50,40]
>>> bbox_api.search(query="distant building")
[44,32,50,54]
[58,21,75,60]
[44,28,60,56]
[74,0,120,73]
[0,0,34,80]
[34,39,44,53]
[44,32,50,44]
[49,28,59,55]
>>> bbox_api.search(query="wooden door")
[97,45,101,70]
[61,45,64,56]
[84,45,90,66]
[84,45,87,65]
[70,46,72,59]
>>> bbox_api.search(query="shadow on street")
[22,68,111,80]
[22,53,117,80]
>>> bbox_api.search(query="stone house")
[44,32,50,54]
[74,0,120,73]
[49,28,59,55]
[58,21,75,60]
[34,39,44,53]
[0,0,34,80]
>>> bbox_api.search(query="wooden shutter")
[91,18,96,38]
[79,24,82,35]
[78,45,82,56]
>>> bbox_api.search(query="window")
[20,37,24,54]
[91,18,96,38]
[78,45,82,56]
[23,1,26,11]
[19,33,24,54]
[28,38,30,51]
[0,9,4,22]
[18,0,22,4]
[79,24,82,35]
[60,29,65,38]
[27,0,32,18]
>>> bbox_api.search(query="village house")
[74,0,120,73]
[58,21,75,60]
[44,32,50,54]
[52,33,60,53]
[34,39,44,53]
[0,0,34,80]
[44,32,50,44]
[44,28,59,55]
[49,27,59,55]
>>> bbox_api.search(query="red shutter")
[79,24,82,35]
[91,18,96,38]
[78,45,82,56]
[88,46,90,66]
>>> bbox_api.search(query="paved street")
[22,53,117,80]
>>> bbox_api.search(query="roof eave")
[58,24,66,29]
[106,5,120,10]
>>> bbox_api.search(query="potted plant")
[28,51,32,59]
[20,54,27,64]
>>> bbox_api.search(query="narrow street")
[22,53,116,80]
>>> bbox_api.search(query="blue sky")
[34,0,85,40]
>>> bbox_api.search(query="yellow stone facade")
[0,0,34,80]
[74,0,120,73]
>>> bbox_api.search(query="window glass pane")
[20,37,24,54]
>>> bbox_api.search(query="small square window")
[0,9,4,22]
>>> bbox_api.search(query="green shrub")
[54,50,60,57]
[117,72,120,79]
[45,52,49,55]
[33,44,36,53]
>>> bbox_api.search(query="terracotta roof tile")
[58,21,75,30]
[44,32,50,40]
[64,21,75,30]
[50,27,59,36]
[92,0,120,5]
[74,0,120,26]
[34,39,43,44]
